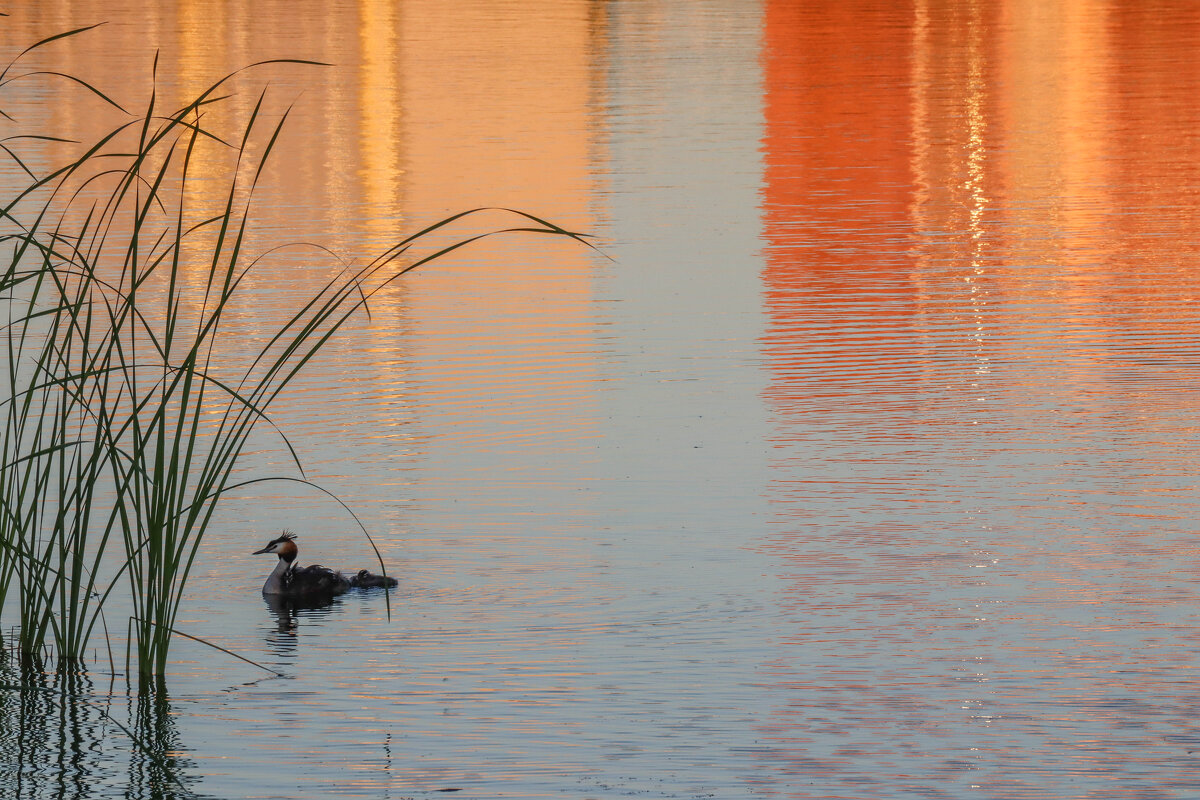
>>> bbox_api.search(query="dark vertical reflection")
[261,594,343,659]
[0,655,94,799]
[0,649,209,800]
[53,666,89,800]
[127,688,193,800]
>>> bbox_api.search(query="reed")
[0,31,594,682]
[0,25,115,661]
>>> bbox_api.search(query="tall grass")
[0,29,593,683]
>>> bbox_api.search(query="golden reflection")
[177,1,226,101]
[358,0,406,241]
[993,0,1114,282]
[392,0,604,443]
[0,1,606,412]
[0,3,610,633]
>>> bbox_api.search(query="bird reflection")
[262,593,344,656]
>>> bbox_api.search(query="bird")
[252,531,397,598]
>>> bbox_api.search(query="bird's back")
[350,569,399,589]
[283,564,351,597]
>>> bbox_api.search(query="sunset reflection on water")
[3,1,1200,798]
[760,0,1200,795]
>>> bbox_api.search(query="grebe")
[252,532,397,598]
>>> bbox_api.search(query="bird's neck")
[262,555,298,595]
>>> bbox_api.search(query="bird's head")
[253,531,299,563]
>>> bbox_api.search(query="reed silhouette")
[0,25,593,684]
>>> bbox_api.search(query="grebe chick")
[252,532,397,597]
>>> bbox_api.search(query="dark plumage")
[253,532,396,598]
[283,563,351,595]
[350,568,399,589]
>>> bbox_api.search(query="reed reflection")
[0,653,204,800]
[0,655,97,800]
[126,687,199,800]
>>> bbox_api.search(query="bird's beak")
[252,545,272,555]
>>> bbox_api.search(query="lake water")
[3,1,1200,798]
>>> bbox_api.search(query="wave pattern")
[757,0,1200,795]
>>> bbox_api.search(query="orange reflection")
[358,0,405,243]
[760,0,1200,789]
[763,0,1200,447]
[761,0,922,413]
[1105,2,1200,321]
[0,2,606,414]
[392,0,605,446]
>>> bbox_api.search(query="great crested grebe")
[252,531,397,598]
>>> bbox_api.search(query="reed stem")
[0,31,593,680]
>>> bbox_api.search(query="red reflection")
[760,0,923,411]
[758,2,1200,792]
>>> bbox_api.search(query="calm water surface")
[4,1,1200,798]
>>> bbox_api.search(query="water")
[3,1,1200,798]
